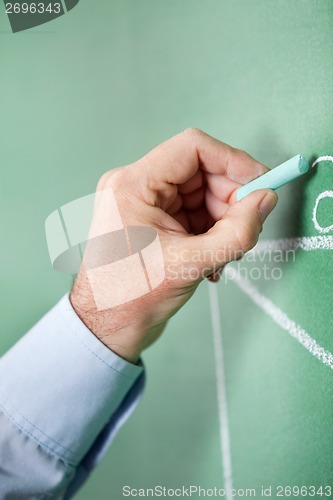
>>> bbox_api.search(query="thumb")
[181,189,278,276]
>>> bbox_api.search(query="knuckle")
[233,148,248,161]
[96,172,109,191]
[183,127,203,138]
[96,167,124,192]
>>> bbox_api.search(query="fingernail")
[259,191,278,222]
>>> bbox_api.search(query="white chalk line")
[247,153,333,256]
[312,190,333,234]
[248,235,333,255]
[311,156,333,232]
[225,267,333,370]
[311,155,333,168]
[208,283,233,498]
[208,155,333,483]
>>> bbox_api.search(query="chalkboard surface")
[1,1,333,498]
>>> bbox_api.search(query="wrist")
[70,274,142,364]
[70,272,166,364]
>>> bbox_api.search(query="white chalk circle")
[312,190,333,234]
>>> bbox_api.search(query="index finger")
[141,128,268,186]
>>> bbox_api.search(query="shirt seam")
[0,399,73,454]
[0,403,77,467]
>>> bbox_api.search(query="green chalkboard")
[1,1,333,499]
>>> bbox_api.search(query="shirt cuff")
[0,294,144,466]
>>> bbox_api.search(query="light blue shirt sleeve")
[0,294,145,499]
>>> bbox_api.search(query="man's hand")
[70,129,277,363]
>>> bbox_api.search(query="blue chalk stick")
[236,154,310,201]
